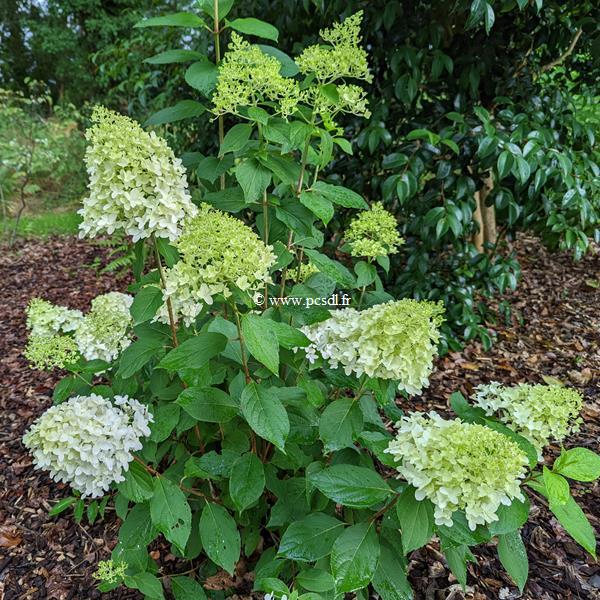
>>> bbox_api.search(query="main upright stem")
[213,0,225,190]
[151,234,179,347]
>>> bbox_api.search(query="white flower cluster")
[26,298,83,337]
[155,204,276,327]
[25,292,133,368]
[23,394,152,498]
[473,382,583,458]
[79,106,197,242]
[386,412,528,530]
[73,292,133,362]
[301,299,444,395]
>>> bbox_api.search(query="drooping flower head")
[296,11,372,83]
[473,382,583,457]
[386,412,528,530]
[345,202,404,258]
[157,204,277,326]
[212,33,300,118]
[24,334,80,370]
[26,298,83,338]
[23,394,152,497]
[79,106,197,241]
[74,292,133,362]
[301,299,444,395]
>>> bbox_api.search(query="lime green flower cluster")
[301,299,444,395]
[24,334,80,370]
[296,11,372,83]
[93,560,127,585]
[345,202,404,258]
[158,204,277,326]
[386,412,528,530]
[74,292,133,362]
[212,33,300,118]
[26,298,83,338]
[473,382,583,457]
[79,107,197,242]
[297,262,319,282]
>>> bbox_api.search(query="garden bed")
[0,235,598,600]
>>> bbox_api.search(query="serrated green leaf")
[278,512,344,562]
[228,17,279,41]
[229,452,265,512]
[176,386,238,422]
[158,333,227,371]
[497,530,528,591]
[199,502,240,574]
[150,477,191,553]
[396,486,434,553]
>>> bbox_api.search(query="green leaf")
[319,398,363,452]
[554,447,600,482]
[199,502,241,574]
[396,487,434,553]
[145,49,205,64]
[304,249,356,288]
[242,313,279,375]
[221,123,253,155]
[117,340,159,378]
[372,542,413,600]
[443,544,473,589]
[48,496,77,516]
[149,403,180,442]
[150,477,192,553]
[235,158,272,202]
[135,12,205,28]
[130,286,163,324]
[497,530,528,591]
[549,495,596,556]
[229,452,265,512]
[176,387,238,422]
[124,572,164,599]
[312,181,368,209]
[309,465,392,508]
[268,320,310,349]
[185,60,218,96]
[158,333,227,371]
[300,190,334,225]
[240,382,289,452]
[515,156,531,183]
[497,151,513,180]
[145,100,206,126]
[278,512,344,562]
[543,466,570,505]
[117,461,154,502]
[484,2,495,34]
[296,569,335,592]
[488,498,530,536]
[330,522,380,593]
[355,261,377,287]
[228,17,279,41]
[171,576,207,600]
[197,0,234,20]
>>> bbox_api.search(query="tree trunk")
[480,172,496,246]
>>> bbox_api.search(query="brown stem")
[370,493,400,522]
[540,28,583,74]
[152,234,179,347]
[233,305,251,383]
[262,189,269,308]
[213,0,225,190]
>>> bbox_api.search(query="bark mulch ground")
[0,235,598,599]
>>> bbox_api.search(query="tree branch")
[540,28,583,74]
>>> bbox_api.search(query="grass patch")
[1,210,82,238]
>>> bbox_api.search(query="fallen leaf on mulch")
[0,526,22,548]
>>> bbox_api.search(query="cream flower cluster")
[73,292,133,362]
[212,33,300,118]
[24,292,133,369]
[473,382,583,457]
[301,299,444,395]
[24,334,80,370]
[345,202,404,258]
[79,106,197,242]
[26,298,83,337]
[23,394,152,498]
[296,11,372,83]
[386,412,528,530]
[157,204,276,326]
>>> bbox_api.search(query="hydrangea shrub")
[21,6,600,599]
